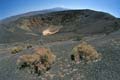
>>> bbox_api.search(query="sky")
[0,0,120,19]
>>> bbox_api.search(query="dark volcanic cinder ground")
[0,33,120,80]
[0,9,120,80]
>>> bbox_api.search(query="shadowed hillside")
[0,9,120,43]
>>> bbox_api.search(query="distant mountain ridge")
[1,7,68,23]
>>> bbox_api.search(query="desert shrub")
[71,41,102,63]
[11,46,23,54]
[26,45,32,49]
[73,35,83,41]
[17,47,56,75]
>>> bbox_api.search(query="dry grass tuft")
[26,45,32,49]
[71,41,102,63]
[11,46,23,54]
[17,47,56,75]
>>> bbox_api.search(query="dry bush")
[11,46,23,54]
[26,45,32,49]
[71,41,102,63]
[35,48,56,64]
[17,47,56,75]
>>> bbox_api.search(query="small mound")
[71,41,102,63]
[17,47,56,75]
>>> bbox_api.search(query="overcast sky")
[0,0,120,19]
